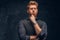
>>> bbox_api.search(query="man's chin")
[33,15,37,17]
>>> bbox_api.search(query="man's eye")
[30,8,33,10]
[30,8,37,10]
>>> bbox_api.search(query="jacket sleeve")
[37,22,47,40]
[18,20,30,40]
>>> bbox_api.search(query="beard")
[29,14,37,18]
[32,13,37,17]
[29,12,37,17]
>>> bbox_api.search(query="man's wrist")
[33,21,37,25]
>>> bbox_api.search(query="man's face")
[27,5,38,17]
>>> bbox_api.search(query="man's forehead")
[29,5,37,8]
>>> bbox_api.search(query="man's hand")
[30,35,37,40]
[30,15,37,24]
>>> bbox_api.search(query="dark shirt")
[18,18,47,40]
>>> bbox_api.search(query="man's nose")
[33,10,34,12]
[32,8,35,10]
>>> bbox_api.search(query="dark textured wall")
[0,0,58,40]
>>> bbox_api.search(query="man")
[18,1,47,40]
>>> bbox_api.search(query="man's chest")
[23,20,42,35]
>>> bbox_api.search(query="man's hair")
[27,1,38,9]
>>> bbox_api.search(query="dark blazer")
[18,18,47,40]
